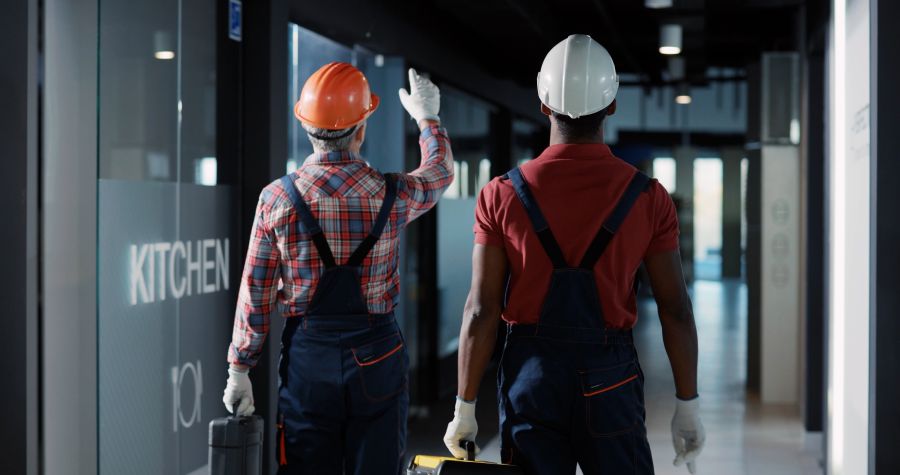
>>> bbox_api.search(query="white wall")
[760,145,801,404]
[827,0,871,473]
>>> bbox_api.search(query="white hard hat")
[537,34,619,119]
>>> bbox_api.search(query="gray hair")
[303,122,362,152]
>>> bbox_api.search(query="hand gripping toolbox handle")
[208,414,264,475]
[461,440,476,462]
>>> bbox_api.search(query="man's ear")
[540,103,552,116]
[355,123,367,142]
[606,99,617,117]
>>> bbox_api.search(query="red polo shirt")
[474,143,679,328]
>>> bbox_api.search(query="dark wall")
[872,0,900,471]
[0,0,38,473]
[745,63,762,393]
[232,1,289,473]
[803,42,826,434]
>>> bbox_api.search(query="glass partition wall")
[96,1,234,473]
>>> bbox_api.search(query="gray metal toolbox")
[209,415,264,475]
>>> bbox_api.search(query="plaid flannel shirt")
[228,125,453,367]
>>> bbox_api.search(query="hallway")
[411,280,822,474]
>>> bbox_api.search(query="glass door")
[96,0,234,473]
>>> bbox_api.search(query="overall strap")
[579,171,652,270]
[345,174,398,267]
[279,174,337,268]
[506,167,568,269]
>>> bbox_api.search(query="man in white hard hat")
[443,34,705,474]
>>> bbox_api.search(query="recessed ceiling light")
[660,24,682,55]
[154,31,175,60]
[675,83,691,104]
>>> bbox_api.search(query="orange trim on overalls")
[352,343,403,367]
[583,374,638,397]
[278,418,287,466]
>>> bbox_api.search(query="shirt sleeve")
[645,181,680,256]
[394,125,455,223]
[474,179,504,247]
[228,192,281,367]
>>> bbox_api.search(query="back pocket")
[578,361,642,437]
[351,332,407,402]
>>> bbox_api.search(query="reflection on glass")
[194,157,217,186]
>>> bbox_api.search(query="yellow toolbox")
[407,441,524,475]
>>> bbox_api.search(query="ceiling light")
[675,83,691,105]
[154,31,175,60]
[645,0,674,8]
[659,24,682,55]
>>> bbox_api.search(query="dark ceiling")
[387,0,812,88]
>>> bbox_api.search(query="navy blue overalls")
[498,167,655,475]
[276,174,409,475]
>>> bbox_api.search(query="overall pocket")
[578,360,642,437]
[351,332,407,402]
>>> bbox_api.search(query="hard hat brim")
[294,93,380,130]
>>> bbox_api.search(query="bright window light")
[675,94,692,105]
[286,159,299,174]
[652,157,677,193]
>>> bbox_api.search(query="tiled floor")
[409,279,824,474]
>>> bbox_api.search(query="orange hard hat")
[294,62,380,130]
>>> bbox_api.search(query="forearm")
[659,305,699,399]
[398,124,454,221]
[457,299,502,401]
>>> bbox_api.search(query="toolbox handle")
[229,397,248,420]
[460,440,476,461]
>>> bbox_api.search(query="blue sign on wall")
[228,0,242,42]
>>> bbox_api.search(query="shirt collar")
[536,143,614,161]
[303,150,366,166]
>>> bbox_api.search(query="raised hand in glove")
[398,68,440,123]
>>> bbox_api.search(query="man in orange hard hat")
[222,62,454,474]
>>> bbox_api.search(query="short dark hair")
[552,107,608,141]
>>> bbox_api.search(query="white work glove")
[443,397,479,459]
[398,68,440,123]
[671,396,705,473]
[222,367,255,417]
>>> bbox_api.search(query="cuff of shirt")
[228,345,259,369]
[645,239,679,256]
[475,232,504,248]
[419,124,449,142]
